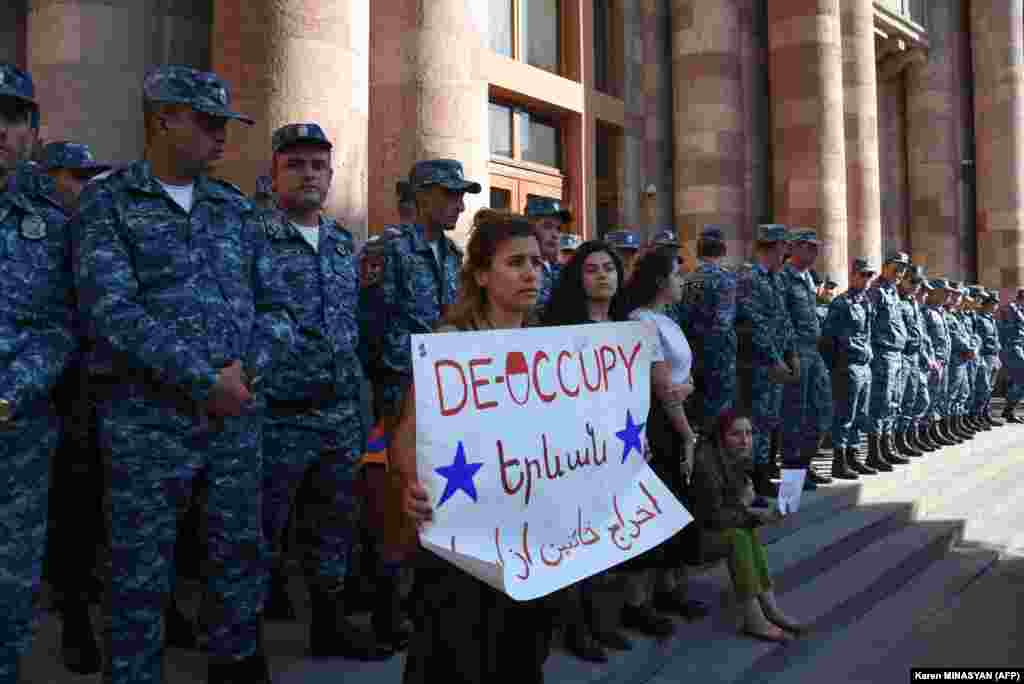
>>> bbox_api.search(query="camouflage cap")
[968,285,985,299]
[143,65,253,124]
[254,175,273,195]
[0,63,36,106]
[908,264,928,283]
[651,229,680,247]
[699,224,728,241]
[928,279,947,291]
[918,278,936,290]
[756,223,789,243]
[884,251,911,265]
[559,233,581,251]
[272,123,332,153]
[853,257,878,274]
[408,159,481,194]
[947,280,963,292]
[41,141,110,174]
[525,196,572,222]
[396,180,415,203]
[788,229,821,245]
[987,290,1001,303]
[605,230,642,250]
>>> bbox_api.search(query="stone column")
[907,2,964,279]
[0,1,26,67]
[840,0,882,265]
[767,0,848,286]
[971,0,1024,290]
[213,0,369,238]
[643,0,675,234]
[672,0,746,259]
[367,0,488,242]
[741,0,772,245]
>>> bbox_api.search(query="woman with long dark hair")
[393,209,551,683]
[690,410,805,642]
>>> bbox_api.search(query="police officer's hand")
[785,352,801,383]
[404,480,433,525]
[207,360,252,417]
[767,361,797,385]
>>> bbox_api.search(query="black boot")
[909,426,932,453]
[846,446,876,475]
[752,463,779,498]
[308,585,394,660]
[831,451,858,480]
[566,624,608,663]
[371,570,413,651]
[930,420,954,447]
[866,434,892,472]
[60,600,101,675]
[882,433,910,465]
[807,467,832,486]
[952,416,973,440]
[207,650,272,684]
[1003,405,1022,423]
[940,417,963,443]
[164,599,198,650]
[916,424,938,451]
[987,412,1004,427]
[264,568,297,622]
[894,431,922,457]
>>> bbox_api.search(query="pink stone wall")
[877,71,909,256]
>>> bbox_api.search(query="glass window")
[489,0,514,57]
[521,0,560,74]
[594,0,610,93]
[519,111,560,168]
[490,187,512,210]
[489,102,513,158]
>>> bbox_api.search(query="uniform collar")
[125,160,239,204]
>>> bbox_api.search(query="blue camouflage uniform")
[0,158,75,683]
[923,284,953,419]
[945,292,974,418]
[678,226,738,424]
[973,295,1002,417]
[1000,297,1024,409]
[373,160,477,419]
[866,265,909,436]
[961,302,980,414]
[736,225,794,467]
[779,255,833,462]
[525,196,571,315]
[896,284,931,435]
[72,67,289,684]
[821,264,874,454]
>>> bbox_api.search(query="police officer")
[650,227,681,250]
[526,196,571,313]
[736,224,797,497]
[893,267,927,457]
[999,288,1024,423]
[251,174,276,210]
[373,159,477,422]
[944,283,976,440]
[865,251,912,470]
[816,275,838,326]
[778,230,833,489]
[678,225,739,430]
[0,63,76,684]
[821,258,878,477]
[605,229,642,280]
[73,65,282,683]
[973,290,1003,427]
[41,141,111,211]
[559,232,580,264]
[912,278,943,452]
[923,280,957,446]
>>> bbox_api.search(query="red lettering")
[618,342,642,391]
[533,351,556,403]
[542,434,564,479]
[497,439,524,497]
[580,348,603,392]
[468,357,498,410]
[599,345,618,391]
[435,360,467,416]
[557,350,579,397]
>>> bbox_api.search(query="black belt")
[88,373,199,419]
[266,383,340,417]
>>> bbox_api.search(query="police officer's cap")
[756,224,789,244]
[525,196,572,222]
[255,175,273,196]
[918,279,936,290]
[143,66,253,124]
[396,180,415,204]
[606,230,641,250]
[560,233,581,251]
[853,257,878,274]
[884,251,911,266]
[699,224,728,242]
[408,159,482,194]
[968,286,985,299]
[651,229,680,247]
[788,229,821,245]
[41,141,111,174]
[0,63,37,108]
[272,123,332,153]
[909,264,928,284]
[947,280,963,292]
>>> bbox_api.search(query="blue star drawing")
[615,410,646,464]
[434,441,484,507]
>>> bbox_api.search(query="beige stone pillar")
[767,0,848,286]
[971,0,1024,291]
[907,2,963,279]
[367,1,488,242]
[672,0,746,259]
[840,0,882,265]
[213,0,368,238]
[28,0,151,164]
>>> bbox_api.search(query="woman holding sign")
[394,210,551,683]
[690,410,806,642]
[616,247,710,635]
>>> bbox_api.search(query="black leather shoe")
[621,603,675,638]
[846,447,876,475]
[308,587,394,660]
[882,434,910,465]
[808,469,832,486]
[866,434,892,472]
[831,453,858,480]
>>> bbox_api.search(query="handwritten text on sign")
[412,323,693,601]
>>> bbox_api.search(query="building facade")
[3,1,1022,291]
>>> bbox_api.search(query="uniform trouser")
[898,354,930,432]
[868,350,903,434]
[701,338,737,423]
[98,399,265,684]
[965,358,977,414]
[1004,348,1024,406]
[929,363,949,419]
[781,347,833,465]
[972,355,1000,414]
[750,365,784,466]
[263,408,364,589]
[831,362,871,452]
[946,360,971,417]
[0,415,57,684]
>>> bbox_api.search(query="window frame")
[489,0,567,78]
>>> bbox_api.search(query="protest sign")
[777,468,807,515]
[411,322,693,601]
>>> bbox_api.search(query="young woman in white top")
[615,246,709,634]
